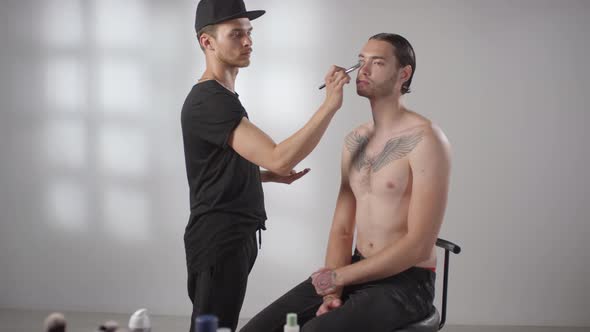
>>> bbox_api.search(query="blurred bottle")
[284,313,299,332]
[194,314,218,332]
[44,312,66,332]
[129,308,151,332]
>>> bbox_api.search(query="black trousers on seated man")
[240,251,435,332]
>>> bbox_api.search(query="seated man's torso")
[346,113,437,269]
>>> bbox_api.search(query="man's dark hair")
[369,33,416,94]
[197,24,218,51]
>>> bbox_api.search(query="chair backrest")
[435,238,461,330]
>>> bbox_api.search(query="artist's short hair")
[197,24,218,51]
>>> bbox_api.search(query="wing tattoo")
[345,131,370,171]
[371,131,424,172]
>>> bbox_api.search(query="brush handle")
[318,62,361,90]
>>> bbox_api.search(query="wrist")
[260,170,273,182]
[323,288,342,301]
[333,268,346,287]
[320,101,338,114]
[323,293,339,301]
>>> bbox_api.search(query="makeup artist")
[179,0,352,331]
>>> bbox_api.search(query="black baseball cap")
[195,0,265,33]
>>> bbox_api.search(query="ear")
[199,33,215,51]
[399,65,413,84]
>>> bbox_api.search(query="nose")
[359,61,370,77]
[243,35,252,48]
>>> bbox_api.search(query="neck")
[369,92,406,134]
[200,56,239,93]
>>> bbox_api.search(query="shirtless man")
[240,33,451,332]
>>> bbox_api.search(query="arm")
[324,146,357,273]
[228,67,350,176]
[331,127,451,288]
[314,143,357,315]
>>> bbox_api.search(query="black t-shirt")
[181,80,266,272]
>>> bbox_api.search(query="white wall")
[1,0,589,327]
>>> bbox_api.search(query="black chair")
[396,238,462,332]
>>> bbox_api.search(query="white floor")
[0,309,588,332]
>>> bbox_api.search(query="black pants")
[187,234,258,332]
[240,252,435,332]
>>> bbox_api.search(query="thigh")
[301,281,428,332]
[191,237,258,332]
[240,278,323,332]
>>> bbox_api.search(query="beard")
[356,83,371,97]
[357,75,397,98]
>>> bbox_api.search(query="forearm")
[324,231,354,270]
[318,232,352,300]
[334,235,431,287]
[324,182,356,274]
[272,104,337,175]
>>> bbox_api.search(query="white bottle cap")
[217,329,232,332]
[129,308,151,330]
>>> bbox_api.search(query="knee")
[301,318,330,332]
[238,321,254,332]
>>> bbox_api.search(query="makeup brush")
[318,61,361,90]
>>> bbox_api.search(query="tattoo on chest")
[345,131,424,173]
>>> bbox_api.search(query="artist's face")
[356,39,407,98]
[210,18,253,68]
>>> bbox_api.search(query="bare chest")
[349,152,411,197]
[345,130,423,197]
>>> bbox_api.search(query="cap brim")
[212,10,266,26]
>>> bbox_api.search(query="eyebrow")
[358,55,387,60]
[230,27,253,33]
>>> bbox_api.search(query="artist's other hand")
[261,168,310,184]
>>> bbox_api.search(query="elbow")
[415,241,434,262]
[417,248,432,262]
[405,234,434,263]
[330,226,355,241]
[332,232,355,242]
[267,160,292,177]
[268,150,293,176]
[275,165,293,177]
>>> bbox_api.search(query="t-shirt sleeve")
[187,92,246,148]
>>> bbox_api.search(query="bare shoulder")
[345,122,373,140]
[405,115,451,195]
[343,122,372,153]
[408,120,451,169]
[416,123,450,148]
[402,111,450,151]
